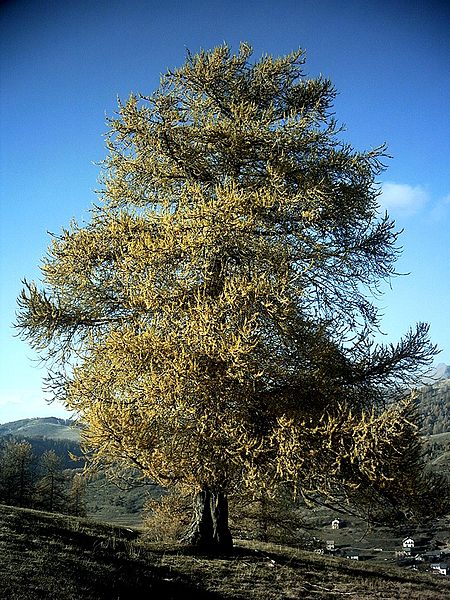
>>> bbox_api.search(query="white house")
[331,519,341,530]
[402,537,415,549]
[431,563,448,576]
[326,540,335,551]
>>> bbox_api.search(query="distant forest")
[0,437,86,515]
[0,435,83,469]
[417,378,450,436]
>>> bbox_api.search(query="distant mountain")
[0,417,80,442]
[414,372,450,477]
[422,363,450,384]
[0,417,83,469]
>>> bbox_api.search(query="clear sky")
[1,0,449,423]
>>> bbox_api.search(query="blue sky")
[1,0,449,423]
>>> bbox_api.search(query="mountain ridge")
[0,416,80,442]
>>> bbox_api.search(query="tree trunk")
[182,489,233,552]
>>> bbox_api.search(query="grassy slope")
[0,418,80,442]
[1,505,449,600]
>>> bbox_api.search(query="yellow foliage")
[16,44,442,521]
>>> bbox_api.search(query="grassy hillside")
[84,470,162,526]
[1,505,449,600]
[0,417,80,442]
[0,417,83,469]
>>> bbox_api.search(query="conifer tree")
[17,44,445,550]
[67,472,87,517]
[0,439,34,507]
[34,450,66,513]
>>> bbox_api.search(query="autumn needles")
[16,44,446,549]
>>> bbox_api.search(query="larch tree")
[67,472,87,517]
[34,450,66,513]
[17,44,446,551]
[0,439,34,507]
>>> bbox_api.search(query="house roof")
[431,562,448,569]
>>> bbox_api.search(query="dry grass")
[0,504,449,599]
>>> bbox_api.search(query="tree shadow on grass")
[0,507,226,600]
